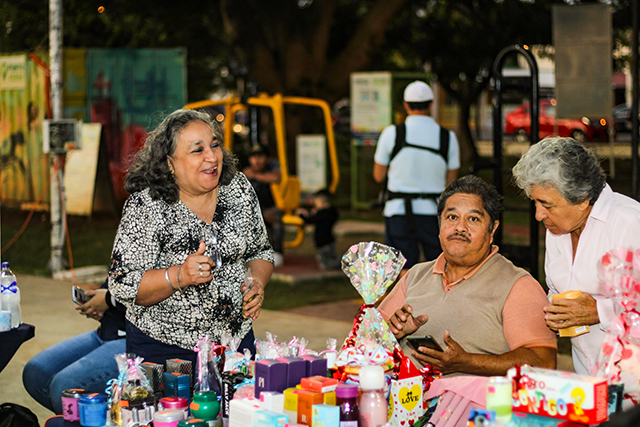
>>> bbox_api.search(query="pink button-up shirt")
[545,184,640,375]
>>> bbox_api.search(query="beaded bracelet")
[175,264,185,294]
[164,267,179,292]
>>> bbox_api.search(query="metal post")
[49,0,67,273]
[492,45,540,279]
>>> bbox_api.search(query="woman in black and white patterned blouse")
[108,109,274,365]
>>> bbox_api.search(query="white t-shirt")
[374,115,460,217]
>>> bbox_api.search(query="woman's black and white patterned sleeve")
[108,190,167,308]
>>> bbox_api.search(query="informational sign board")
[0,55,26,90]
[553,4,612,118]
[64,123,101,215]
[296,134,326,193]
[350,72,392,144]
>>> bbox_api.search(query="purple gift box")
[299,354,328,378]
[276,357,307,389]
[255,359,288,396]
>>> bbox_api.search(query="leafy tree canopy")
[1,0,634,165]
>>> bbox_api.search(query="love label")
[388,377,424,427]
[399,384,422,411]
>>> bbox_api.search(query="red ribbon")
[341,303,375,351]
[396,347,440,392]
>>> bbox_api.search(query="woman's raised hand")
[180,240,215,288]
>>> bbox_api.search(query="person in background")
[297,189,341,270]
[379,175,556,376]
[22,279,125,415]
[512,136,640,375]
[109,109,273,367]
[243,144,284,267]
[373,81,460,269]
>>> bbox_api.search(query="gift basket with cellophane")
[333,241,407,382]
[592,246,640,408]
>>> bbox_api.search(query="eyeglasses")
[203,227,222,269]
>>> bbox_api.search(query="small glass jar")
[336,384,359,427]
[61,388,90,422]
[190,391,220,422]
[78,393,108,427]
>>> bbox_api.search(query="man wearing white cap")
[373,80,460,268]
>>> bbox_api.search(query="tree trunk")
[456,100,479,174]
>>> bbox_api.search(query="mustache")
[447,232,471,243]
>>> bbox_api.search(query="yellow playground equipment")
[184,93,340,248]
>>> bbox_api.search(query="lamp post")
[49,0,67,273]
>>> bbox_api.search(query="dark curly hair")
[125,109,238,204]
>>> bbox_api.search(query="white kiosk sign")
[0,55,27,90]
[350,72,392,144]
[296,134,326,192]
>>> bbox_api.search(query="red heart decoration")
[602,343,614,355]
[409,420,415,426]
[621,348,633,360]
[400,421,405,425]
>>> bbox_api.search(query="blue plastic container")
[78,393,107,427]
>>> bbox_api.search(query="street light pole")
[49,0,67,273]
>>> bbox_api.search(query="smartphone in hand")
[406,335,444,352]
[72,286,90,305]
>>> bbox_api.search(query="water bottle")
[358,365,388,427]
[0,262,21,328]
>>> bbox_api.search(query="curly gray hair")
[512,137,605,205]
[125,109,238,204]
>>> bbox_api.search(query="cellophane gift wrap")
[592,247,640,407]
[336,241,406,379]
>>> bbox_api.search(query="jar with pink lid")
[160,396,189,419]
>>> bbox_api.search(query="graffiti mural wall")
[0,48,187,208]
[0,53,48,205]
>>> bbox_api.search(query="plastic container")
[486,376,512,423]
[336,384,359,427]
[0,310,11,332]
[0,262,21,328]
[61,388,90,421]
[358,365,388,427]
[78,393,108,427]
[160,396,189,419]
[178,419,208,427]
[154,409,186,427]
[190,391,220,421]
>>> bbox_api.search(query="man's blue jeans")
[385,214,441,269]
[22,330,125,414]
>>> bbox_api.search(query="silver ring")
[199,270,204,277]
[198,263,203,272]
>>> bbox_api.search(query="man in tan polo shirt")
[379,175,557,376]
